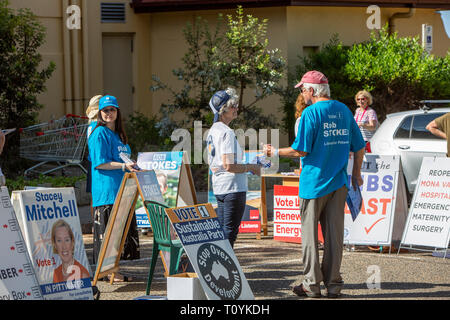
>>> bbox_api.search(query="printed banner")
[165,204,254,300]
[400,157,450,249]
[344,154,408,245]
[0,187,43,300]
[134,170,165,228]
[11,188,93,300]
[136,151,184,228]
[273,185,324,243]
[208,151,262,234]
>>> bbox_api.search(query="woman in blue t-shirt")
[88,95,139,282]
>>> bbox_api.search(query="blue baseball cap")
[209,90,230,123]
[99,95,119,111]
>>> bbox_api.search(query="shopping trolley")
[19,114,89,175]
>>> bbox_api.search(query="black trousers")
[215,191,247,248]
[92,204,140,266]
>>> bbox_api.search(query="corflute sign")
[165,203,254,300]
[0,187,42,300]
[401,157,450,249]
[12,188,93,300]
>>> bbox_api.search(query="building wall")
[7,1,450,147]
[148,7,288,124]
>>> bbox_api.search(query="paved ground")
[83,223,450,301]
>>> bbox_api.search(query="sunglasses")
[357,97,367,101]
[101,107,117,113]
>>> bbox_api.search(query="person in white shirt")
[206,88,260,248]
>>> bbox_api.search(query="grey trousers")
[299,185,348,295]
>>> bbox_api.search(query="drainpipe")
[62,0,73,114]
[82,0,89,110]
[388,6,416,35]
[71,0,82,116]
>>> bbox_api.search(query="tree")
[151,6,286,136]
[288,27,450,125]
[0,0,55,176]
[212,6,285,128]
[151,14,225,137]
[345,26,450,120]
[279,35,358,142]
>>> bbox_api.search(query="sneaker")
[292,284,321,298]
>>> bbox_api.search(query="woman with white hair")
[206,88,261,248]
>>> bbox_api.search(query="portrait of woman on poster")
[51,219,90,283]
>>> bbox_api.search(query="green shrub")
[5,174,86,193]
[125,111,172,158]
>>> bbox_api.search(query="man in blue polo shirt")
[264,71,365,298]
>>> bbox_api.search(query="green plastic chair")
[144,200,184,295]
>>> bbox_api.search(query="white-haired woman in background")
[206,88,261,248]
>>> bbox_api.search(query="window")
[394,116,412,139]
[411,113,446,139]
[303,46,319,57]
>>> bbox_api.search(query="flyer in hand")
[346,184,362,221]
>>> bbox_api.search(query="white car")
[369,102,450,197]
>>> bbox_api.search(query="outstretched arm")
[426,120,446,139]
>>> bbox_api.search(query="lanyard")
[356,107,368,123]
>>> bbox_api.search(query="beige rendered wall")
[8,0,153,120]
[8,0,65,120]
[286,6,450,74]
[88,0,153,117]
[148,7,288,127]
[6,1,450,133]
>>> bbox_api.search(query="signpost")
[92,170,166,285]
[344,154,408,248]
[399,157,450,256]
[135,151,197,229]
[165,203,254,300]
[93,168,196,285]
[11,187,93,300]
[273,185,324,244]
[0,187,42,300]
[208,151,264,238]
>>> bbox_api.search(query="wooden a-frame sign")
[92,163,197,286]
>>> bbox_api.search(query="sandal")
[108,274,133,283]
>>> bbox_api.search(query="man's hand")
[352,174,363,190]
[262,144,276,157]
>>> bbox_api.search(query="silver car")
[369,102,450,197]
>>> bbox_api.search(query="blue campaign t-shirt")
[86,121,97,162]
[291,100,365,199]
[88,125,131,207]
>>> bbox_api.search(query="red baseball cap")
[294,70,328,88]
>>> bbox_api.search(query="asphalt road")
[84,223,450,301]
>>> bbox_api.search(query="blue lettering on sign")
[25,200,78,221]
[367,175,379,192]
[348,174,394,192]
[381,175,393,192]
[173,207,200,221]
[35,192,63,203]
